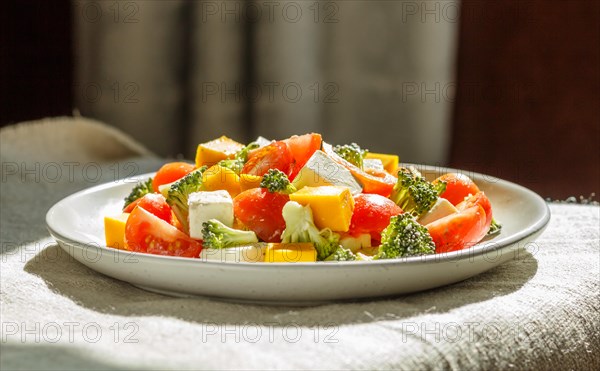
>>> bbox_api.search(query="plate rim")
[46,164,551,268]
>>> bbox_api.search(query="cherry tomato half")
[426,205,487,253]
[434,173,480,206]
[152,162,195,192]
[456,191,493,231]
[242,141,294,177]
[125,206,202,257]
[348,194,403,242]
[233,188,289,242]
[284,133,322,180]
[123,193,172,223]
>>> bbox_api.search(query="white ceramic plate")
[46,165,550,304]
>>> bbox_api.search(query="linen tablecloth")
[1,117,599,370]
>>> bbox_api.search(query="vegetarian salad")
[104,133,501,263]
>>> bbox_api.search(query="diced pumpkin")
[104,213,130,250]
[264,243,317,263]
[239,173,262,191]
[289,186,355,232]
[365,152,399,175]
[202,165,241,198]
[195,136,244,168]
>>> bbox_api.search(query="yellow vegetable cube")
[289,186,355,232]
[202,165,242,198]
[239,173,262,191]
[104,213,130,250]
[264,243,317,263]
[365,152,399,175]
[195,136,244,168]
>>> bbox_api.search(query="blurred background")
[2,0,598,200]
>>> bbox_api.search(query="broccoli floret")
[389,167,446,217]
[487,218,502,236]
[333,143,368,169]
[201,219,258,249]
[280,201,341,261]
[260,169,297,194]
[324,246,357,261]
[123,178,153,209]
[218,142,260,174]
[217,158,241,173]
[374,213,436,259]
[166,169,205,232]
[237,141,260,161]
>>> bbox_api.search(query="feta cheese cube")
[418,198,458,225]
[363,158,385,171]
[292,150,363,195]
[255,136,272,148]
[188,190,234,239]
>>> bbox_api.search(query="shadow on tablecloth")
[24,243,538,327]
[0,343,140,371]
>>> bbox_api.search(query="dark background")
[1,0,598,200]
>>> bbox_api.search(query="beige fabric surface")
[1,117,599,370]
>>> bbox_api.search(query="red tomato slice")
[123,193,172,223]
[364,167,396,179]
[233,188,289,242]
[322,143,396,197]
[348,194,403,242]
[434,173,480,206]
[284,133,322,180]
[123,197,142,214]
[456,191,493,231]
[426,205,487,253]
[242,141,294,177]
[152,162,195,192]
[125,206,202,257]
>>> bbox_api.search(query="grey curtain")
[74,0,459,164]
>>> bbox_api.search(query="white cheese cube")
[188,190,234,239]
[292,150,363,195]
[418,198,458,225]
[255,136,272,148]
[200,243,268,263]
[363,158,384,171]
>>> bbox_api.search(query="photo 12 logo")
[200,322,339,344]
[199,81,339,104]
[1,321,139,344]
[200,1,339,24]
[401,1,460,23]
[400,320,538,343]
[1,161,141,184]
[1,240,141,265]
